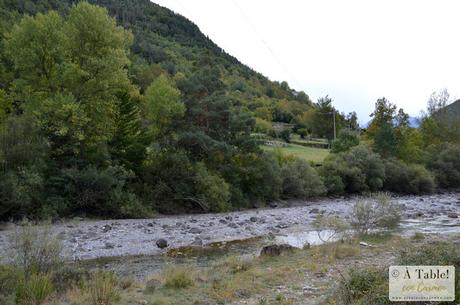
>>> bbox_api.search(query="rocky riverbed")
[0,192,459,263]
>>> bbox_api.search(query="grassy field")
[261,143,330,163]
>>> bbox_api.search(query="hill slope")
[0,0,321,218]
[0,0,312,110]
[434,99,460,132]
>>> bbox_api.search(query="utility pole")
[332,109,336,140]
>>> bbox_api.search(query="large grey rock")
[104,242,115,249]
[156,238,169,249]
[102,224,112,233]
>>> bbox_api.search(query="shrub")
[161,266,194,289]
[279,129,291,143]
[194,162,231,212]
[399,243,460,304]
[320,146,384,194]
[254,118,273,134]
[329,242,460,305]
[51,265,88,293]
[63,165,143,217]
[330,267,389,305]
[427,144,460,188]
[10,221,62,278]
[349,193,401,235]
[280,159,326,199]
[0,115,48,220]
[214,256,253,274]
[229,152,282,206]
[297,128,308,139]
[383,159,435,194]
[312,215,349,242]
[87,271,119,305]
[15,273,54,305]
[0,170,44,220]
[331,129,360,153]
[0,265,20,305]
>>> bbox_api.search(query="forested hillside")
[0,1,459,221]
[0,0,329,219]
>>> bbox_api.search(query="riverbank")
[0,192,459,262]
[47,233,460,305]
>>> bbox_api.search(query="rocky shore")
[0,192,459,262]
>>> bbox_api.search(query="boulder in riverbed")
[156,238,169,249]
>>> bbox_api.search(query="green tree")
[367,97,396,137]
[331,128,360,153]
[373,122,397,157]
[310,96,344,140]
[5,3,134,161]
[144,74,184,137]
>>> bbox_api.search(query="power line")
[230,0,302,90]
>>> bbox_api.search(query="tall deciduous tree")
[144,74,184,137]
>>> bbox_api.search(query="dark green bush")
[280,158,325,199]
[64,165,145,217]
[320,146,384,194]
[427,144,460,188]
[231,152,282,205]
[331,128,360,153]
[194,162,231,212]
[0,171,44,220]
[383,159,435,194]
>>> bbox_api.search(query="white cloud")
[152,0,460,122]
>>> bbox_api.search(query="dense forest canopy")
[0,0,459,221]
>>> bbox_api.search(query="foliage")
[87,271,119,305]
[349,193,401,235]
[373,122,397,157]
[280,159,325,199]
[383,159,435,194]
[0,265,19,305]
[194,162,231,212]
[330,267,389,305]
[309,96,345,140]
[10,221,62,278]
[320,146,385,194]
[144,74,184,137]
[161,266,194,289]
[15,273,54,305]
[331,128,360,153]
[312,215,349,242]
[427,144,460,188]
[329,241,460,305]
[63,165,144,217]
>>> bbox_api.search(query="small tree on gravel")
[312,214,349,242]
[349,193,401,235]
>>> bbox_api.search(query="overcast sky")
[152,0,460,123]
